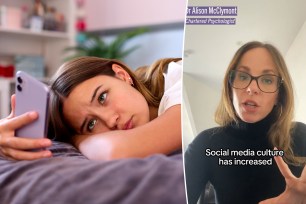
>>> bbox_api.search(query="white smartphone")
[15,71,50,138]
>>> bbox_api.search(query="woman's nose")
[246,79,260,95]
[100,109,119,130]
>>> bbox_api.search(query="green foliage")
[64,28,149,61]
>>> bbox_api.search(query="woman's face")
[231,47,279,123]
[62,64,150,135]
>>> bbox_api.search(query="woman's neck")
[228,111,276,141]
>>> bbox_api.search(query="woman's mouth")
[244,101,257,107]
[123,118,133,130]
[242,100,259,112]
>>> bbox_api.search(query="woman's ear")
[112,64,134,85]
[112,64,129,80]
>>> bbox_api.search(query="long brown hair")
[135,58,182,105]
[48,57,181,142]
[215,41,303,165]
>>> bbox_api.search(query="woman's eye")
[261,77,273,84]
[238,74,248,81]
[98,92,107,104]
[87,119,97,131]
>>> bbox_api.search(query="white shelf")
[0,26,69,39]
[0,0,75,118]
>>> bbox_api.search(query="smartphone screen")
[15,71,50,138]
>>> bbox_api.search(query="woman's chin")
[239,114,263,124]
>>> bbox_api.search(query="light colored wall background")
[184,74,220,134]
[183,84,197,151]
[286,21,306,123]
[100,26,184,69]
[85,0,186,31]
[84,0,186,69]
[122,27,185,69]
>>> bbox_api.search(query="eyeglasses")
[228,70,283,93]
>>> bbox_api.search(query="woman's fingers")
[294,165,306,194]
[274,155,296,180]
[0,137,52,160]
[3,111,38,131]
[0,106,52,160]
[300,165,306,181]
[273,147,296,180]
[8,94,16,119]
[259,197,276,204]
[1,147,52,160]
[259,194,292,204]
[0,136,52,150]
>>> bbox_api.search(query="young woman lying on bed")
[0,57,182,161]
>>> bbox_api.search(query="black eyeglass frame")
[228,70,283,93]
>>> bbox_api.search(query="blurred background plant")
[64,27,149,61]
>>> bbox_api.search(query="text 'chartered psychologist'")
[186,6,237,25]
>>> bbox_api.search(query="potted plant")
[64,28,149,61]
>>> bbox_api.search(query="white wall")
[123,28,184,69]
[85,0,186,31]
[183,73,220,136]
[285,21,306,123]
[101,27,184,69]
[183,84,197,151]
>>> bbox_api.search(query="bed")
[0,141,186,204]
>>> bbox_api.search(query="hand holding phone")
[15,71,50,138]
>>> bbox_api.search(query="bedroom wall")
[85,0,186,31]
[183,73,220,136]
[285,20,306,123]
[100,27,184,69]
[183,85,197,151]
[122,27,184,69]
